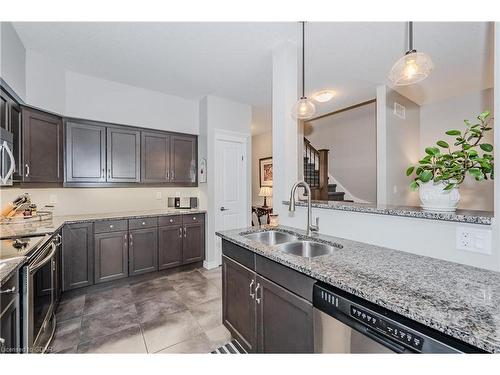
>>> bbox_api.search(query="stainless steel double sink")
[242,230,341,258]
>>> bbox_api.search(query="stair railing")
[303,138,329,200]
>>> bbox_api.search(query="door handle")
[249,279,255,299]
[129,233,133,247]
[220,207,228,211]
[255,282,261,304]
[166,170,170,180]
[124,233,128,247]
[171,170,175,180]
[0,286,16,295]
[183,227,187,238]
[25,163,30,177]
[179,227,182,238]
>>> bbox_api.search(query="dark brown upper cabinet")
[171,134,197,185]
[20,107,63,183]
[107,127,140,182]
[1,88,22,179]
[141,131,170,183]
[65,120,106,183]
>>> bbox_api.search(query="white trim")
[203,260,220,270]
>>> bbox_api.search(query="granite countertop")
[0,257,26,287]
[282,200,493,225]
[0,208,206,239]
[216,225,500,353]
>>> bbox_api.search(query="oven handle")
[29,242,57,274]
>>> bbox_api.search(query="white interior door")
[215,135,248,264]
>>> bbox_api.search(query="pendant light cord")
[408,21,414,52]
[301,21,305,98]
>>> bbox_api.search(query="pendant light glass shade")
[389,51,434,86]
[292,97,316,120]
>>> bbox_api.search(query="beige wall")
[252,131,273,207]
[420,88,494,211]
[0,187,201,217]
[305,102,377,203]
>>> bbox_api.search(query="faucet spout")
[288,180,319,236]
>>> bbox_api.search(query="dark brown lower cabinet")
[222,256,257,352]
[256,275,314,353]
[0,298,19,354]
[182,221,205,264]
[222,254,314,353]
[94,231,129,284]
[158,225,183,269]
[62,223,94,291]
[129,227,158,276]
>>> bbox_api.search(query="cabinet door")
[170,134,197,185]
[10,103,22,180]
[0,298,20,354]
[0,90,7,131]
[158,225,183,270]
[22,107,63,182]
[66,121,106,183]
[222,256,257,353]
[182,222,205,264]
[95,231,129,284]
[129,227,158,276]
[107,127,140,182]
[62,223,94,291]
[256,275,314,353]
[141,131,170,183]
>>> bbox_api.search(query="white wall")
[420,88,494,211]
[305,102,377,203]
[65,71,199,134]
[0,187,201,217]
[199,95,252,269]
[0,22,26,100]
[252,131,273,206]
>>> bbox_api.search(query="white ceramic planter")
[418,181,460,212]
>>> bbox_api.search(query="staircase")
[303,138,349,202]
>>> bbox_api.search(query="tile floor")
[50,266,232,353]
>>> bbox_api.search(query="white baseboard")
[203,260,221,270]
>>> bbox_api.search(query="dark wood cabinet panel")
[129,227,158,276]
[107,127,140,182]
[94,230,129,284]
[0,298,20,354]
[141,131,170,183]
[65,121,106,183]
[10,104,22,179]
[21,107,63,182]
[158,224,183,270]
[171,135,197,185]
[182,221,205,264]
[62,223,94,291]
[0,91,7,131]
[222,255,257,353]
[256,275,314,353]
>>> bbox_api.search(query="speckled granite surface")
[0,208,206,239]
[282,200,493,225]
[216,225,500,353]
[0,257,25,287]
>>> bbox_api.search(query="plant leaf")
[419,170,433,183]
[409,181,419,191]
[437,140,449,148]
[425,147,440,156]
[480,143,493,152]
[406,166,415,176]
[446,130,461,136]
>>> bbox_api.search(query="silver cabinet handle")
[0,337,5,345]
[0,286,16,295]
[220,207,228,211]
[0,141,15,184]
[101,168,105,179]
[142,221,146,225]
[179,227,183,238]
[171,170,175,180]
[107,169,111,179]
[129,233,133,247]
[109,224,114,229]
[249,279,255,299]
[183,227,187,238]
[255,283,261,304]
[124,233,128,247]
[25,163,30,177]
[169,219,174,223]
[192,216,197,221]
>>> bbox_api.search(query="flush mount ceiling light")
[292,21,316,120]
[388,22,434,86]
[312,90,335,103]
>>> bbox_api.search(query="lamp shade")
[388,51,434,86]
[259,186,273,197]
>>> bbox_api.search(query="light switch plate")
[155,192,162,200]
[456,226,492,255]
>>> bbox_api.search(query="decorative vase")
[418,180,460,212]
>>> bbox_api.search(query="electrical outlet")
[49,194,58,204]
[456,226,492,255]
[155,192,162,200]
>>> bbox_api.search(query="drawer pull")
[109,224,114,229]
[169,219,173,223]
[142,221,146,225]
[193,217,197,221]
[0,286,16,295]
[255,283,261,304]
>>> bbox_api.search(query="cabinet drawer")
[129,217,157,230]
[94,219,128,233]
[158,215,182,227]
[182,213,204,224]
[0,271,19,313]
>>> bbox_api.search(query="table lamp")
[259,186,272,208]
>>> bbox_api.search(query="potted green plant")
[406,110,494,212]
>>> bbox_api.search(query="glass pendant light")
[388,22,434,86]
[292,21,316,120]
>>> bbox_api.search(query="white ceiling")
[12,22,494,135]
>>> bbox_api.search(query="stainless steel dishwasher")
[313,282,483,353]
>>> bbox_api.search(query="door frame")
[213,129,251,266]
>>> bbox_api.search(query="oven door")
[24,239,58,353]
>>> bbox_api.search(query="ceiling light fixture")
[388,22,434,86]
[312,90,335,103]
[292,21,316,120]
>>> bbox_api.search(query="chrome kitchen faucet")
[289,180,319,236]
